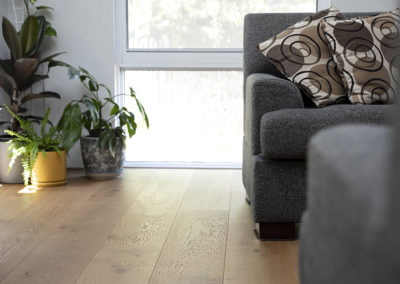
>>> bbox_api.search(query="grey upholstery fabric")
[300,124,399,283]
[244,73,304,155]
[260,105,394,159]
[243,137,306,222]
[242,12,386,226]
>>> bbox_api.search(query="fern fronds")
[4,107,64,185]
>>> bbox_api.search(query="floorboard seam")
[221,172,234,284]
[147,170,194,283]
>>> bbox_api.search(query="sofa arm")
[244,73,304,155]
[300,125,396,284]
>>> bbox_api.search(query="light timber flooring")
[0,169,299,284]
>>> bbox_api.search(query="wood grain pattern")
[0,170,154,284]
[150,210,229,284]
[0,169,300,284]
[149,170,232,284]
[223,171,300,284]
[74,170,194,284]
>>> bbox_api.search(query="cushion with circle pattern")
[321,9,400,104]
[259,6,346,107]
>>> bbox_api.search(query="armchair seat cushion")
[260,104,393,159]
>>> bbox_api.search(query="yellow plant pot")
[31,151,66,187]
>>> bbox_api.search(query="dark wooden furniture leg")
[254,222,297,240]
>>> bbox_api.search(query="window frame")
[115,0,321,168]
[115,1,243,70]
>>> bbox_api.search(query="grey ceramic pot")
[0,137,23,184]
[80,136,124,179]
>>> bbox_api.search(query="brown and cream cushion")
[259,6,346,107]
[321,9,400,104]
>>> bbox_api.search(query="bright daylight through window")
[122,0,316,166]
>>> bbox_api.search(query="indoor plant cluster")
[57,65,149,179]
[0,0,149,187]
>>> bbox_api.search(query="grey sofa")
[242,12,394,239]
[299,107,400,282]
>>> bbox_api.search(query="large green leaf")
[0,65,14,97]
[13,58,40,90]
[21,91,60,104]
[2,17,22,60]
[40,52,65,64]
[25,16,46,57]
[58,104,83,151]
[20,16,40,56]
[0,59,14,77]
[20,74,48,92]
[98,129,112,149]
[130,87,149,128]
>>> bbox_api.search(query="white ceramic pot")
[0,139,23,184]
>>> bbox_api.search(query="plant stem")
[23,0,30,16]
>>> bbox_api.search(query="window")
[127,0,316,49]
[116,0,317,167]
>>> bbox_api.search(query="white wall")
[36,0,116,168]
[318,0,399,11]
[0,0,10,123]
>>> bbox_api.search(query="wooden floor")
[0,169,299,284]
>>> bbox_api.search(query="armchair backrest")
[243,12,370,98]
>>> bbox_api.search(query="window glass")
[124,71,243,163]
[127,0,316,49]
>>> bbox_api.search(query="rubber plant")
[58,65,149,156]
[0,0,62,132]
[4,106,64,185]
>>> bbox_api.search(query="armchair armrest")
[244,73,304,155]
[300,125,396,283]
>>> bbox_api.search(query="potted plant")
[4,107,66,187]
[0,0,62,183]
[58,66,149,179]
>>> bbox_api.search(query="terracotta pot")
[31,151,66,187]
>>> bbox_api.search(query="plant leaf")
[57,104,83,151]
[20,74,48,92]
[25,15,46,57]
[2,17,22,60]
[47,60,70,74]
[110,104,119,116]
[45,26,57,37]
[108,132,116,157]
[88,79,98,92]
[36,6,54,11]
[19,115,52,126]
[40,52,65,64]
[67,66,80,80]
[12,58,40,90]
[20,16,40,56]
[21,91,60,104]
[98,129,112,149]
[0,65,14,97]
[0,59,15,77]
[130,87,149,128]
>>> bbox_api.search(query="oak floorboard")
[149,170,232,284]
[0,170,154,284]
[223,171,300,284]
[74,170,194,284]
[0,177,105,281]
[0,169,300,284]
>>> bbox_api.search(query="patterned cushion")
[321,9,400,104]
[259,6,346,107]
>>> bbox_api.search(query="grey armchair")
[242,12,393,239]
[299,106,400,282]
